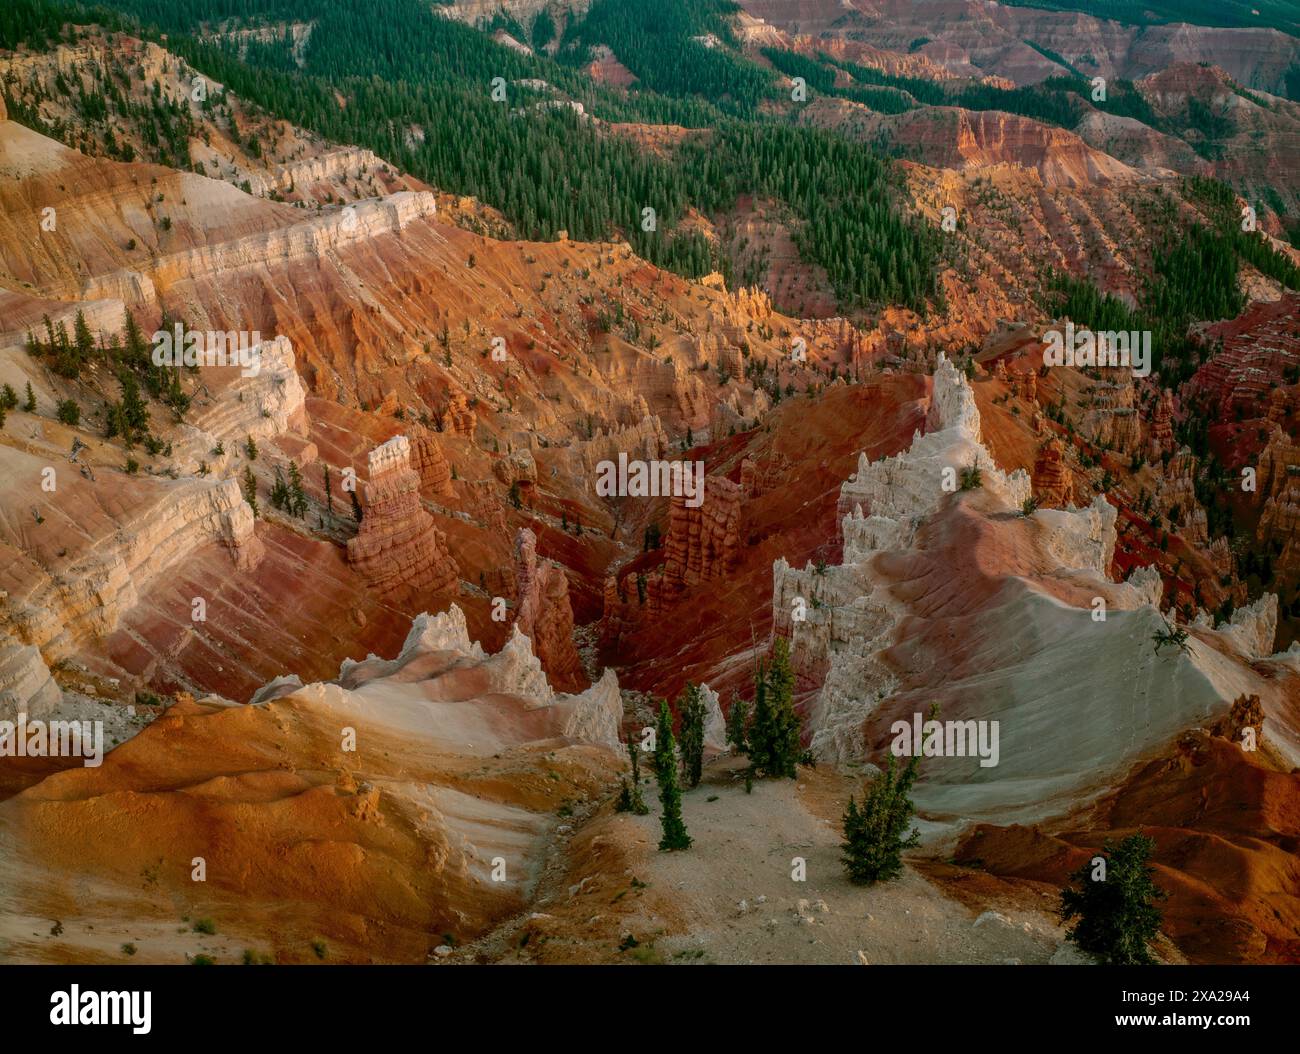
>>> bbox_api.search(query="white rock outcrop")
[769,354,1294,831]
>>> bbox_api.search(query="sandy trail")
[464,756,1072,965]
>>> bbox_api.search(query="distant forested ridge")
[5,0,942,313]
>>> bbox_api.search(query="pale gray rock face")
[769,354,1297,834]
[698,683,728,754]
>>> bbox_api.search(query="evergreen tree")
[653,700,690,851]
[56,399,80,426]
[616,735,649,815]
[0,383,16,410]
[119,371,148,432]
[1059,834,1167,965]
[270,466,290,511]
[350,487,364,523]
[242,465,259,517]
[23,382,36,412]
[288,460,307,517]
[748,638,801,778]
[841,751,921,885]
[678,683,706,789]
[322,464,334,517]
[244,434,258,460]
[725,693,749,755]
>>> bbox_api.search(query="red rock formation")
[1081,371,1141,454]
[1032,437,1070,507]
[1157,448,1208,546]
[408,423,453,497]
[741,450,792,498]
[1257,474,1300,573]
[1187,293,1300,417]
[1013,369,1037,404]
[599,573,625,649]
[459,479,508,533]
[660,476,744,594]
[1255,426,1300,503]
[347,435,458,601]
[1148,390,1175,460]
[512,528,586,692]
[1268,387,1290,425]
[1209,694,1265,746]
[444,390,477,437]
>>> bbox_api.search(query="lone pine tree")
[1059,833,1167,965]
[678,683,706,789]
[653,700,690,851]
[725,693,749,755]
[841,751,921,884]
[747,637,801,778]
[615,734,649,815]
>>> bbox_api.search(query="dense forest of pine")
[12,0,939,311]
[2,0,1294,323]
[1043,177,1299,384]
[1000,0,1298,36]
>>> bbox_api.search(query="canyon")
[0,0,1298,970]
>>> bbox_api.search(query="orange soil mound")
[956,733,1300,963]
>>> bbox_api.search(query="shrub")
[1059,834,1167,965]
[841,752,921,885]
[56,399,80,426]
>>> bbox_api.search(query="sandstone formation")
[1032,437,1070,508]
[444,390,477,437]
[1268,387,1290,425]
[1080,372,1141,454]
[1188,294,1300,417]
[1148,389,1175,460]
[512,528,586,692]
[0,629,61,715]
[347,436,458,601]
[1258,474,1300,574]
[659,476,745,595]
[1255,426,1300,504]
[570,410,667,476]
[408,422,455,497]
[0,468,262,664]
[1156,449,1208,546]
[0,603,621,963]
[768,352,1300,888]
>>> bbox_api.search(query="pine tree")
[0,383,16,410]
[119,371,148,432]
[725,693,749,755]
[23,382,36,412]
[242,466,259,517]
[653,700,690,851]
[616,735,649,815]
[350,488,363,523]
[841,751,921,884]
[748,638,800,778]
[288,460,307,517]
[678,683,706,789]
[270,466,290,511]
[1059,834,1167,965]
[322,464,334,517]
[244,434,258,460]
